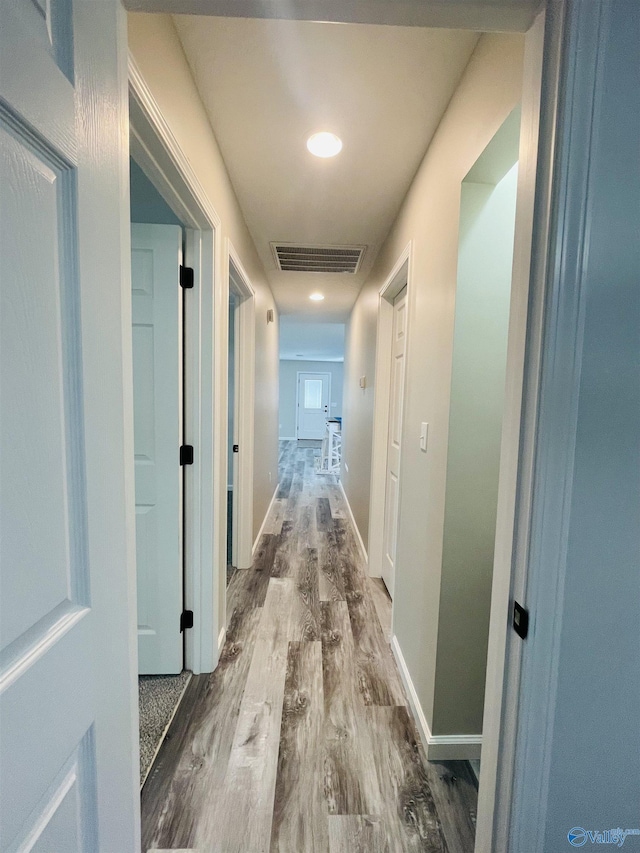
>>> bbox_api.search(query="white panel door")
[382,288,408,597]
[0,1,138,851]
[297,372,330,440]
[131,224,183,675]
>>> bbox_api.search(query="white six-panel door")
[297,372,330,440]
[0,0,139,850]
[382,288,407,597]
[131,224,183,675]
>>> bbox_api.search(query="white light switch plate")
[420,422,429,452]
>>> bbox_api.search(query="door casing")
[227,245,256,578]
[381,287,408,599]
[368,241,413,598]
[129,56,222,675]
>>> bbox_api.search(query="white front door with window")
[0,1,139,849]
[297,372,331,440]
[131,224,183,675]
[382,288,408,597]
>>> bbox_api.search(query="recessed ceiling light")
[309,292,325,301]
[307,132,342,158]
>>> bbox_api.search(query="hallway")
[141,441,477,853]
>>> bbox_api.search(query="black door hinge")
[180,265,194,289]
[180,444,194,466]
[180,609,194,632]
[513,601,529,640]
[233,444,239,453]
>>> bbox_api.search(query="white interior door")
[131,223,183,675]
[297,372,330,440]
[382,288,408,597]
[0,1,139,850]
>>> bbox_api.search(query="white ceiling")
[279,319,345,361]
[174,17,479,321]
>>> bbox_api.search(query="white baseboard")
[217,626,226,654]
[252,482,280,556]
[338,481,368,567]
[391,634,482,761]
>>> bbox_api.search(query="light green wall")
[279,360,343,438]
[129,157,182,226]
[433,162,518,735]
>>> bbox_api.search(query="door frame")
[129,56,222,674]
[368,241,413,585]
[295,371,332,439]
[474,8,549,849]
[226,242,256,584]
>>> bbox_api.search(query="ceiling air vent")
[272,243,365,274]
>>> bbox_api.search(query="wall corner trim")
[338,481,368,566]
[252,482,280,556]
[391,634,482,761]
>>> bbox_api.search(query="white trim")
[217,627,227,654]
[427,735,482,762]
[128,55,222,675]
[504,4,609,849]
[227,241,255,572]
[278,436,297,441]
[121,0,540,32]
[367,242,413,585]
[391,635,481,761]
[475,9,548,850]
[253,483,280,555]
[338,482,368,566]
[128,59,221,231]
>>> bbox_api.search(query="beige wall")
[127,13,279,552]
[342,32,524,734]
[341,283,379,551]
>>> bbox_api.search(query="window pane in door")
[304,379,323,409]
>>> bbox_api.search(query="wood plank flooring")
[142,440,477,853]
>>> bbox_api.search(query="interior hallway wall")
[341,286,379,551]
[279,360,344,439]
[127,13,280,630]
[342,32,524,735]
